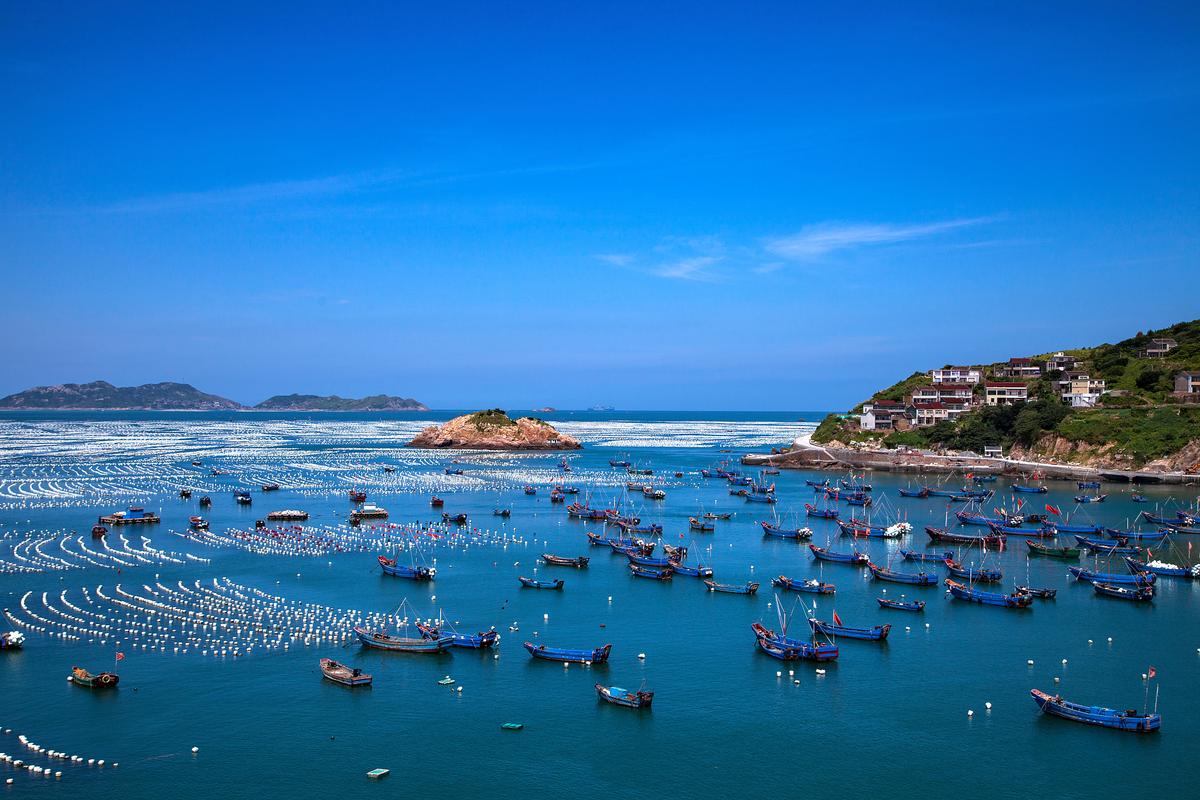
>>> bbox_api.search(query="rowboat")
[524,642,611,664]
[761,522,813,539]
[430,496,444,507]
[877,597,925,611]
[320,658,372,687]
[809,544,869,564]
[1026,539,1080,559]
[629,564,673,580]
[1093,582,1155,601]
[704,580,759,594]
[541,554,589,568]
[809,618,890,641]
[595,684,654,709]
[69,667,119,688]
[899,549,954,564]
[1068,567,1155,586]
[867,562,938,585]
[518,577,564,589]
[1124,557,1199,579]
[944,579,1033,608]
[944,559,1003,583]
[771,575,835,594]
[188,515,208,529]
[349,490,367,502]
[750,622,839,661]
[689,517,715,532]
[354,626,454,653]
[378,555,435,581]
[1031,689,1160,732]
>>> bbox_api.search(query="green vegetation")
[0,381,240,410]
[863,371,930,409]
[255,393,426,411]
[811,414,845,444]
[1056,407,1200,464]
[469,409,517,429]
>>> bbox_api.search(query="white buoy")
[967,710,974,717]
[456,686,462,693]
[191,746,199,753]
[985,702,992,710]
[637,653,646,660]
[1027,659,1034,665]
[775,671,782,678]
[1062,659,1068,665]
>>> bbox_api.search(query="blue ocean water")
[0,411,1195,799]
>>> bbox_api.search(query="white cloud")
[764,218,991,260]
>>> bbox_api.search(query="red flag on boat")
[115,652,125,662]
[1016,498,1025,509]
[1148,666,1157,680]
[1045,504,1061,516]
[833,611,843,626]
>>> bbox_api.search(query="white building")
[985,382,1029,406]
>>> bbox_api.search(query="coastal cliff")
[0,381,241,411]
[408,409,581,450]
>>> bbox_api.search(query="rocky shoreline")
[743,436,1198,485]
[408,410,581,450]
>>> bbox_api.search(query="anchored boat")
[1030,689,1160,732]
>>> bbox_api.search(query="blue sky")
[2,3,1198,410]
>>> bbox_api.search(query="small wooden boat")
[944,579,1033,608]
[1131,493,1147,503]
[378,555,435,581]
[416,622,500,649]
[1031,689,1160,732]
[668,561,714,578]
[354,626,453,653]
[188,515,209,529]
[944,559,1003,583]
[518,576,564,589]
[430,496,444,507]
[348,490,367,502]
[702,512,732,520]
[1011,484,1048,493]
[500,723,524,731]
[805,479,829,488]
[493,508,511,517]
[69,666,119,688]
[524,642,611,664]
[689,517,715,532]
[1046,521,1105,535]
[809,544,868,564]
[628,564,672,580]
[771,575,835,594]
[899,549,954,564]
[1077,481,1102,489]
[761,521,813,539]
[234,491,252,505]
[626,553,673,568]
[179,489,192,499]
[809,618,890,641]
[541,553,589,568]
[704,580,759,594]
[1093,582,1155,601]
[867,562,938,586]
[198,495,212,506]
[596,684,654,708]
[1068,567,1154,586]
[804,503,839,519]
[898,487,930,498]
[261,483,281,492]
[1074,494,1108,503]
[1074,535,1142,556]
[91,524,108,538]
[925,526,1005,548]
[1026,539,1080,559]
[320,658,372,686]
[442,512,468,525]
[877,597,925,612]
[523,486,538,495]
[1017,586,1057,599]
[750,622,838,662]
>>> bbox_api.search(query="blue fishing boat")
[1139,511,1180,525]
[1067,567,1155,586]
[1074,536,1143,556]
[542,553,589,568]
[924,487,962,498]
[771,575,835,594]
[1074,494,1108,504]
[704,580,759,594]
[839,480,872,492]
[354,626,454,653]
[689,517,715,532]
[805,479,830,488]
[761,521,813,539]
[804,503,839,519]
[1166,523,1200,534]
[1077,481,1101,490]
[595,684,653,709]
[944,559,1003,583]
[519,576,564,590]
[524,642,612,664]
[809,618,890,641]
[955,510,1004,526]
[669,561,714,578]
[1031,689,1160,732]
[1045,521,1105,535]
[899,549,955,564]
[1103,528,1169,541]
[378,555,435,581]
[944,579,1033,608]
[867,562,938,585]
[1131,494,1148,503]
[626,553,674,568]
[750,622,838,662]
[629,564,673,580]
[1124,556,1199,579]
[972,475,998,483]
[416,622,500,649]
[809,544,869,564]
[744,492,777,504]
[1016,586,1057,599]
[926,526,1006,548]
[899,487,930,498]
[842,494,872,507]
[877,597,925,611]
[1011,484,1048,494]
[1093,582,1155,601]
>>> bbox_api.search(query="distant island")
[533,406,557,413]
[0,381,428,412]
[408,409,581,450]
[255,394,427,411]
[778,318,1200,477]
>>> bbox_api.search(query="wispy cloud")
[595,253,634,267]
[764,217,991,261]
[653,256,721,281]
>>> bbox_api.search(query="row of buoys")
[0,728,118,782]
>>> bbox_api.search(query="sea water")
[0,411,1193,799]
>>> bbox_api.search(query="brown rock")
[407,410,582,450]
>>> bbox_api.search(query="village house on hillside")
[912,384,975,404]
[1140,337,1178,358]
[985,381,1029,405]
[859,400,909,431]
[1047,351,1078,371]
[1058,371,1107,408]
[1175,371,1200,401]
[994,357,1042,379]
[930,366,982,385]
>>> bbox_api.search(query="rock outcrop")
[407,410,581,450]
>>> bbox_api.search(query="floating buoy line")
[0,727,116,785]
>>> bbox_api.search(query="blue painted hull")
[1031,689,1160,731]
[809,544,868,564]
[809,619,890,640]
[355,627,454,653]
[524,642,611,664]
[868,563,937,585]
[944,580,1032,608]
